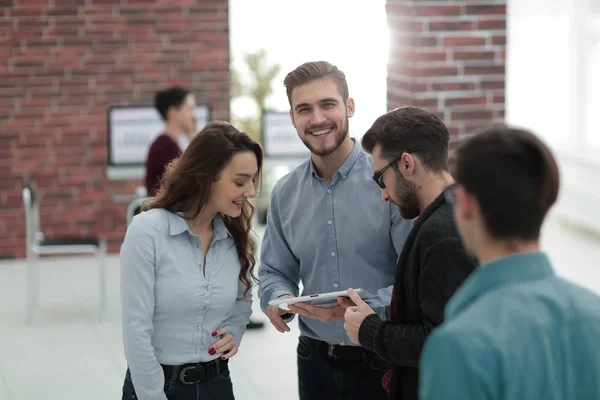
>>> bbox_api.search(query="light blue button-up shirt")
[259,140,413,345]
[420,251,600,400]
[120,209,252,400]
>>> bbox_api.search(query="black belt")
[161,358,227,385]
[303,336,375,362]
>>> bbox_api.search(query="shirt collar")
[309,138,362,180]
[167,211,231,241]
[212,214,231,241]
[446,251,555,319]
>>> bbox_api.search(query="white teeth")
[310,128,332,136]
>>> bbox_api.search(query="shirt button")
[333,284,339,288]
[331,252,336,257]
[196,325,200,332]
[194,348,199,354]
[327,189,332,193]
[206,285,211,290]
[328,220,332,225]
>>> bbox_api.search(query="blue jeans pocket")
[219,365,231,380]
[122,369,171,399]
[297,337,313,360]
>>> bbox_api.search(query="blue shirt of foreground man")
[259,61,412,400]
[420,126,600,400]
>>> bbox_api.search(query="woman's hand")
[209,328,238,360]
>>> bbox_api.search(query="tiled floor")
[1,214,599,399]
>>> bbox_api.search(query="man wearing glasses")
[343,106,476,400]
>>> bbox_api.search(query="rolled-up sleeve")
[258,183,300,316]
[367,286,393,320]
[120,218,167,400]
[221,277,253,347]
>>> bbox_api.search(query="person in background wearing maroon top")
[145,87,197,197]
[342,107,476,399]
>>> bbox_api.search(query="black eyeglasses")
[372,148,419,189]
[443,182,461,205]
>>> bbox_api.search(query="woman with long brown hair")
[120,121,263,400]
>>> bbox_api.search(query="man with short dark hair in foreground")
[420,126,600,400]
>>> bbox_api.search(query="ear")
[455,186,477,221]
[167,105,177,121]
[399,152,417,176]
[289,109,297,129]
[346,98,355,118]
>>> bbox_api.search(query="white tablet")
[268,288,373,310]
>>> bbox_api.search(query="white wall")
[229,0,389,141]
[506,0,600,234]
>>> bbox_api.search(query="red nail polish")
[209,347,215,355]
[220,356,225,360]
[211,332,217,337]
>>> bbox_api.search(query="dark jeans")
[297,336,388,400]
[121,364,234,400]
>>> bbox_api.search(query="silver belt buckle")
[327,344,336,357]
[327,342,345,358]
[179,365,198,384]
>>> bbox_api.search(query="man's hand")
[289,296,356,322]
[343,288,375,344]
[266,294,295,333]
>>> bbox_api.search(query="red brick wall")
[386,0,506,163]
[0,0,230,258]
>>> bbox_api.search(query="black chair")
[22,182,107,324]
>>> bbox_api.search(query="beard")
[299,117,349,157]
[392,172,421,220]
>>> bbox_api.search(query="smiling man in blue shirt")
[420,126,600,400]
[259,61,412,399]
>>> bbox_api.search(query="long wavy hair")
[143,121,263,298]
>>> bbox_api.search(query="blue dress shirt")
[120,209,252,400]
[259,140,413,345]
[420,251,600,400]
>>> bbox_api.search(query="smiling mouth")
[309,128,333,136]
[233,200,244,207]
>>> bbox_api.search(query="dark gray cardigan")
[359,193,477,400]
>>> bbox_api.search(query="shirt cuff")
[281,312,295,322]
[358,313,383,352]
